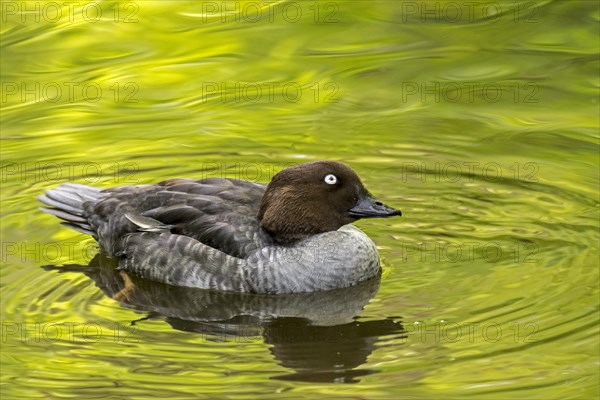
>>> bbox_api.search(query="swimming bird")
[38,160,401,293]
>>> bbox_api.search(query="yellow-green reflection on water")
[1,0,599,398]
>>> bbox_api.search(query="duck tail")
[37,183,103,237]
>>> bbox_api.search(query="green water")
[1,0,599,398]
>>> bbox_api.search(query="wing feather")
[84,178,271,258]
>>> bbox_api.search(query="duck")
[38,160,401,294]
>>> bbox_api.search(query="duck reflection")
[44,254,405,383]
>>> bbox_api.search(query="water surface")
[1,1,599,398]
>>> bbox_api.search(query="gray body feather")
[38,178,381,293]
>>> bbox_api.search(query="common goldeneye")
[38,161,401,293]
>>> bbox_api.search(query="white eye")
[324,174,338,185]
